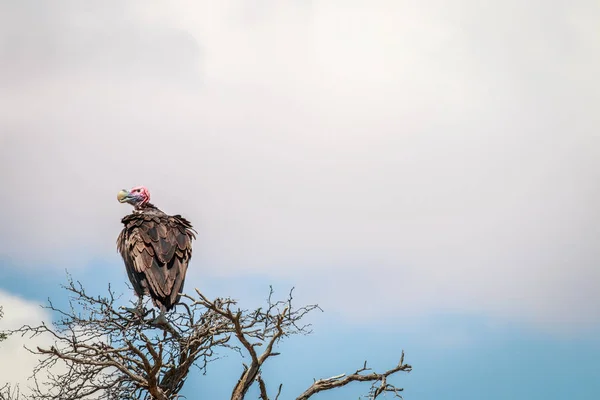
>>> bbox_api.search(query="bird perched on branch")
[116,186,196,324]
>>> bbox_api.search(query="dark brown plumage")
[117,201,196,312]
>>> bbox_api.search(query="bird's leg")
[148,305,181,338]
[136,296,143,311]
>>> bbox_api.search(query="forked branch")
[296,351,412,400]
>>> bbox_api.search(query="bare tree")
[1,306,20,400]
[0,306,6,343]
[1,278,411,399]
[0,384,20,400]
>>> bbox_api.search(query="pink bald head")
[117,186,151,208]
[130,186,150,204]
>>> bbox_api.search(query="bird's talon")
[151,314,169,326]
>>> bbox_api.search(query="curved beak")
[117,189,130,203]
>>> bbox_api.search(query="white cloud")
[0,0,599,333]
[0,291,60,393]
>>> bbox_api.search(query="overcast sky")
[1,0,599,343]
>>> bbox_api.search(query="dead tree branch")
[0,383,21,400]
[7,277,234,400]
[296,351,412,400]
[2,277,410,400]
[0,306,7,342]
[182,286,319,400]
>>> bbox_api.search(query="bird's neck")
[133,203,167,217]
[134,203,157,212]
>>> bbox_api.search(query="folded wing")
[117,212,195,311]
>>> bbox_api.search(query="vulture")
[116,186,195,322]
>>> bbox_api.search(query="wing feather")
[117,209,195,311]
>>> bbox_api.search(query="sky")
[0,0,599,399]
